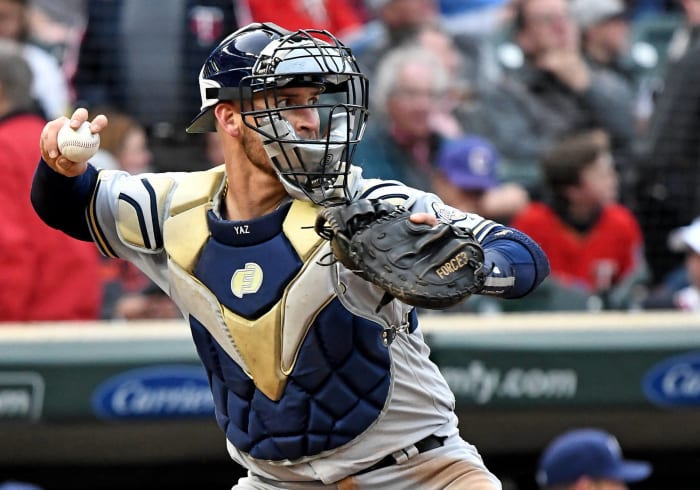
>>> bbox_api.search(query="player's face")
[247,85,343,182]
[245,86,325,177]
[255,86,322,140]
[240,87,323,177]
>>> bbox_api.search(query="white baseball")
[57,121,100,163]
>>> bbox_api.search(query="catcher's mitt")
[315,199,486,310]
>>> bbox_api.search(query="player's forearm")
[480,228,550,299]
[30,159,99,241]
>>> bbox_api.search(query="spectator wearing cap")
[537,428,652,489]
[432,135,529,221]
[570,0,657,135]
[488,0,636,196]
[571,0,632,77]
[643,217,700,311]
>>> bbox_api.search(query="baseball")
[57,121,100,163]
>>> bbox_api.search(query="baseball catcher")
[315,199,486,310]
[34,21,550,490]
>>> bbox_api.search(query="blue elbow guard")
[480,227,550,298]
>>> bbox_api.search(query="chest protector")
[162,170,392,463]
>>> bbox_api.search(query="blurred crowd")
[2,0,700,321]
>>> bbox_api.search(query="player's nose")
[290,107,320,139]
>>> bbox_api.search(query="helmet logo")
[231,263,263,298]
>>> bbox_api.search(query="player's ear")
[214,103,242,138]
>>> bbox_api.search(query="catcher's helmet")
[187,22,369,205]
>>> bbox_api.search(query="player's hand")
[40,107,108,177]
[409,212,438,226]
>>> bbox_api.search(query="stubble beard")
[242,125,277,179]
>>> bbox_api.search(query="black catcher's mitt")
[315,199,486,310]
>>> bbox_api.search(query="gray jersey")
[87,164,501,484]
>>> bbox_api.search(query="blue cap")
[436,136,499,191]
[0,482,44,490]
[536,429,652,487]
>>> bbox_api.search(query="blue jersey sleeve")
[30,159,99,241]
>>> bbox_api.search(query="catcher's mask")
[187,22,369,205]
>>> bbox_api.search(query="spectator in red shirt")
[510,128,648,310]
[0,40,101,321]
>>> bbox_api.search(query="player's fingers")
[410,212,438,226]
[68,108,89,129]
[55,156,87,177]
[40,116,69,160]
[55,156,71,171]
[89,113,108,133]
